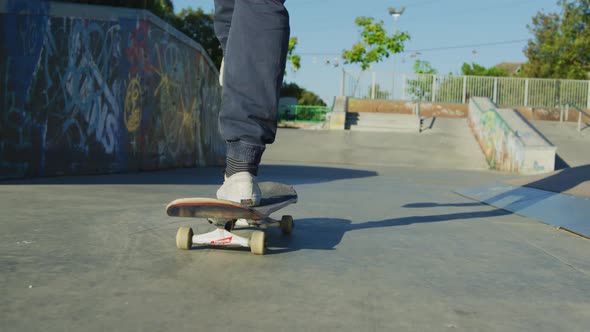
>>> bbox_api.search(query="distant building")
[494,62,523,76]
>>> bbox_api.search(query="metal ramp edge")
[455,183,590,239]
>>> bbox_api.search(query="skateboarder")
[213,0,290,206]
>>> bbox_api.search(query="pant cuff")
[226,141,265,165]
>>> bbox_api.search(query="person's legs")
[214,0,290,205]
[213,0,233,53]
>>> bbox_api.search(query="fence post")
[340,68,345,96]
[431,75,437,102]
[391,72,395,100]
[587,81,590,110]
[493,77,498,103]
[371,72,376,99]
[559,105,563,122]
[524,78,529,107]
[402,73,406,100]
[462,76,467,104]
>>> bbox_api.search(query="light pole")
[388,7,405,100]
[389,7,405,73]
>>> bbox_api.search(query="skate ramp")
[456,165,590,238]
[468,97,556,174]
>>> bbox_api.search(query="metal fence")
[341,70,590,109]
[278,105,330,123]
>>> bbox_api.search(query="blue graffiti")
[1,1,225,179]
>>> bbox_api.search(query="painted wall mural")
[468,97,525,173]
[0,0,225,179]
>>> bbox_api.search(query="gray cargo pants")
[214,0,290,165]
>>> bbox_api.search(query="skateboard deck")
[166,182,297,255]
[166,182,297,220]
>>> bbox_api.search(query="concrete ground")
[2,128,590,332]
[267,117,489,171]
[531,120,590,168]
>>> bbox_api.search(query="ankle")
[225,156,258,177]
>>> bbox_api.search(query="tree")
[406,60,436,101]
[429,62,508,104]
[299,90,325,106]
[176,8,222,69]
[287,37,301,73]
[413,59,437,75]
[280,82,326,106]
[522,0,590,79]
[341,16,410,70]
[461,63,509,77]
[363,84,390,100]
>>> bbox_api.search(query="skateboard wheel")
[250,231,265,255]
[176,226,193,250]
[280,215,294,235]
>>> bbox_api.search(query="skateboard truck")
[175,216,293,255]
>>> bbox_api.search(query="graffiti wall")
[468,97,525,172]
[0,0,225,179]
[468,97,556,174]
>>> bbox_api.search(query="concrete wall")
[348,99,468,118]
[469,97,556,174]
[327,96,347,130]
[347,98,590,124]
[0,0,225,179]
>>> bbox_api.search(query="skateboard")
[166,182,297,255]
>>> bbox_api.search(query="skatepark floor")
[2,128,589,332]
[529,120,590,168]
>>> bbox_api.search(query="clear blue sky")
[172,0,560,104]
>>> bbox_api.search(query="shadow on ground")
[263,207,510,254]
[555,154,570,170]
[0,164,378,186]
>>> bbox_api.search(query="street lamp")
[389,7,405,22]
[388,7,405,100]
[389,7,406,71]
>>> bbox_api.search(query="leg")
[215,0,290,205]
[219,0,290,166]
[213,0,234,54]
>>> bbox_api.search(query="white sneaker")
[216,172,261,206]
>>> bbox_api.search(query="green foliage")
[363,84,390,99]
[432,62,508,104]
[287,37,301,73]
[436,76,465,103]
[413,60,437,75]
[175,8,222,69]
[342,16,410,70]
[406,60,436,101]
[280,82,326,106]
[522,0,590,79]
[299,90,325,106]
[461,63,509,77]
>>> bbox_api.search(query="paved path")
[2,129,589,332]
